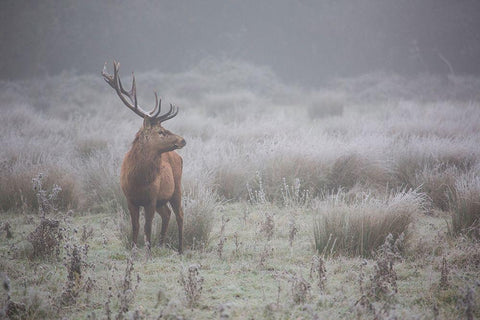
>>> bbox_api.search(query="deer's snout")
[175,138,186,149]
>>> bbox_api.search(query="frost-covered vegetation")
[1,62,479,319]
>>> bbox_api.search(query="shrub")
[27,217,63,259]
[448,174,480,239]
[60,241,91,306]
[369,233,401,300]
[313,189,425,257]
[259,210,275,241]
[281,178,311,208]
[32,173,62,216]
[116,256,140,319]
[179,264,204,308]
[309,255,327,290]
[278,272,311,305]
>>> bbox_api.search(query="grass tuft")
[314,189,424,257]
[448,173,480,239]
[163,186,220,250]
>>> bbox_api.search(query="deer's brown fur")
[120,121,185,252]
[102,61,186,253]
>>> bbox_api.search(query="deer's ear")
[143,117,152,128]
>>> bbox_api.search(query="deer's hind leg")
[169,192,184,254]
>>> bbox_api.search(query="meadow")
[0,61,479,319]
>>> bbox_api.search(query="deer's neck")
[127,140,162,185]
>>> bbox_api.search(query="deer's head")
[102,61,186,154]
[139,118,186,154]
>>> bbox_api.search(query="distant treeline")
[1,0,480,84]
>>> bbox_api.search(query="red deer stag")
[102,61,186,253]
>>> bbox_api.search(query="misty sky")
[1,0,480,86]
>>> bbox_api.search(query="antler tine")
[156,103,179,122]
[118,72,139,111]
[102,61,115,87]
[131,73,137,108]
[150,92,162,118]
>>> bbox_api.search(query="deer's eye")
[158,131,165,136]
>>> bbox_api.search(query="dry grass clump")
[326,154,368,191]
[75,137,108,159]
[263,156,327,201]
[314,189,424,257]
[391,151,427,189]
[326,153,390,192]
[213,166,250,200]
[0,169,77,213]
[81,152,127,213]
[163,186,219,250]
[391,137,477,190]
[415,165,459,211]
[448,173,480,239]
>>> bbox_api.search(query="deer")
[102,61,186,253]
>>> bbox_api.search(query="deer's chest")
[121,161,175,206]
[154,163,175,201]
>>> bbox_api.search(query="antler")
[102,61,178,122]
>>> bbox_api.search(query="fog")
[1,0,480,85]
[2,2,480,318]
